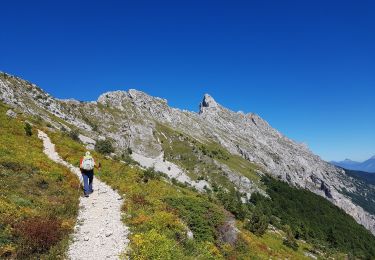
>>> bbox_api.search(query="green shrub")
[141,167,160,182]
[130,229,183,260]
[95,139,114,155]
[283,225,299,251]
[91,124,98,132]
[24,122,32,136]
[249,192,267,205]
[165,196,225,242]
[68,129,80,141]
[216,188,249,220]
[197,176,208,181]
[171,178,178,185]
[121,153,139,165]
[245,207,269,236]
[198,145,229,160]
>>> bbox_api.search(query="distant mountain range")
[331,156,375,173]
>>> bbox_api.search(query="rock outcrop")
[6,109,17,118]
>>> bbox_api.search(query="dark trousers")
[81,170,94,194]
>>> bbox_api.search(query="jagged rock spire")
[199,94,219,114]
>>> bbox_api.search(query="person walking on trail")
[80,151,100,197]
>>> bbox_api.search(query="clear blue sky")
[1,0,374,162]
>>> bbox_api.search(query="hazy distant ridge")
[332,156,375,173]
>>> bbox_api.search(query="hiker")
[80,151,100,197]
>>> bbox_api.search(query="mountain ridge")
[332,156,375,173]
[1,71,375,236]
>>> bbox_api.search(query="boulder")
[6,109,17,118]
[218,217,238,245]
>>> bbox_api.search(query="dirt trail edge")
[38,130,129,260]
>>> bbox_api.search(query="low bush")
[283,225,299,251]
[68,129,80,141]
[130,229,184,260]
[245,207,269,236]
[13,217,63,256]
[165,196,225,242]
[24,122,32,136]
[121,153,138,165]
[95,139,114,155]
[141,167,160,182]
[216,188,249,220]
[131,193,151,207]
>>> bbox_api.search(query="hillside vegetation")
[48,126,373,259]
[155,122,375,257]
[341,169,375,218]
[0,103,80,258]
[49,130,318,259]
[1,99,375,259]
[345,169,375,185]
[256,177,375,258]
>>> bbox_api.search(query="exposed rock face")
[0,72,374,235]
[131,152,210,192]
[0,73,92,130]
[199,94,219,113]
[78,134,96,150]
[6,109,17,118]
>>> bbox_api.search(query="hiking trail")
[38,130,129,260]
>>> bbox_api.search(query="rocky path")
[38,130,129,260]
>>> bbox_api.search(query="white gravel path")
[38,130,129,260]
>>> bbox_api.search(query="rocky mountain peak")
[127,89,149,99]
[199,94,219,114]
[96,88,170,122]
[127,89,168,108]
[97,90,128,107]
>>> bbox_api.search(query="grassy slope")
[0,102,80,259]
[155,123,262,188]
[49,130,319,260]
